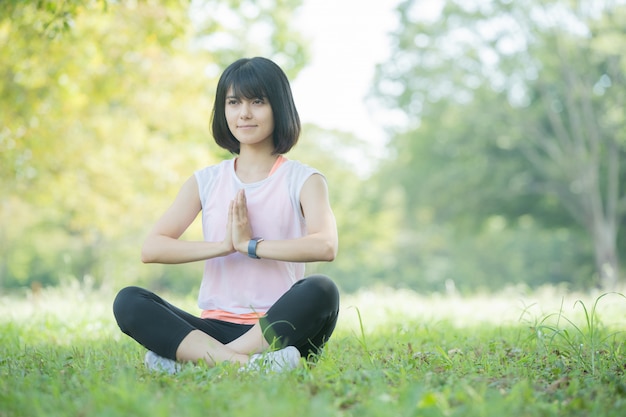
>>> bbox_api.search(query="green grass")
[1,284,626,416]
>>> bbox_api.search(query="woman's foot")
[144,351,180,374]
[242,346,301,373]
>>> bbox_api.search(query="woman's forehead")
[226,81,266,99]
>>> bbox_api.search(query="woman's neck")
[234,151,281,183]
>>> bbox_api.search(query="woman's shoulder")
[283,159,322,176]
[195,159,233,177]
[280,159,325,196]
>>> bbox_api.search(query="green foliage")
[0,0,109,37]
[0,0,306,291]
[370,0,626,290]
[191,0,309,78]
[4,0,626,294]
[2,287,626,416]
[1,0,209,289]
[522,292,626,377]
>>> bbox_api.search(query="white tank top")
[193,158,322,315]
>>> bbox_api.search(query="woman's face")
[225,87,274,149]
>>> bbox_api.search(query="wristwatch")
[248,237,264,259]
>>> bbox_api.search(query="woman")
[113,57,340,374]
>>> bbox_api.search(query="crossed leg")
[175,324,269,366]
[113,275,339,368]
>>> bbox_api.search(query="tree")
[0,0,307,290]
[517,5,626,289]
[371,0,626,289]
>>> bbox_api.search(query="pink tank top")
[194,157,322,322]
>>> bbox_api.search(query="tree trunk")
[591,220,620,290]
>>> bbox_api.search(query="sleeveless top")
[193,157,322,319]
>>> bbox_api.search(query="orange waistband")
[201,309,264,325]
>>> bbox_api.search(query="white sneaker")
[243,346,301,373]
[144,351,180,374]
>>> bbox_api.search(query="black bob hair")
[211,57,301,155]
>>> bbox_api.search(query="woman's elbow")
[324,251,337,262]
[320,240,338,262]
[140,244,156,264]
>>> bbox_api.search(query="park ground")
[1,282,626,416]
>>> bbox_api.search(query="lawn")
[1,282,625,416]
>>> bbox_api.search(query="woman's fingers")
[231,189,252,251]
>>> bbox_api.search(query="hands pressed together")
[224,189,254,256]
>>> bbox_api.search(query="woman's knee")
[303,275,340,308]
[112,286,145,328]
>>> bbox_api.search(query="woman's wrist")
[247,237,264,259]
[235,240,250,256]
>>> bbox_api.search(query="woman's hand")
[221,200,236,255]
[231,189,253,254]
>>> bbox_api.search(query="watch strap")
[247,237,264,259]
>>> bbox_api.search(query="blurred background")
[1,0,624,297]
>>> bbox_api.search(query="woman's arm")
[141,175,235,264]
[232,173,338,262]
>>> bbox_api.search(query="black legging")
[112,275,340,360]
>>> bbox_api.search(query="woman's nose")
[239,102,252,118]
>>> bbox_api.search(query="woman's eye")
[227,99,238,105]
